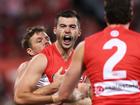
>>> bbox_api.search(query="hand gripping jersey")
[41,44,74,82]
[84,25,140,105]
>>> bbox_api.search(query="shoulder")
[125,29,140,43]
[74,41,85,59]
[85,31,103,41]
[29,53,48,70]
[76,41,85,51]
[128,29,140,37]
[31,53,48,62]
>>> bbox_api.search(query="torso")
[84,25,140,105]
[42,44,74,82]
[42,44,89,105]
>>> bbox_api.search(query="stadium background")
[0,0,140,104]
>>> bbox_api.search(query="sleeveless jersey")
[37,74,51,105]
[84,25,140,105]
[41,44,74,82]
[36,74,50,87]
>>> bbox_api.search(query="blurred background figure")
[0,0,140,104]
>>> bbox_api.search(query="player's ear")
[53,27,57,35]
[26,48,35,56]
[104,14,109,25]
[78,29,81,37]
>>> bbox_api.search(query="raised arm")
[14,53,55,105]
[58,41,85,101]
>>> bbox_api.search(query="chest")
[45,53,72,82]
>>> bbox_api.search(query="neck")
[107,23,130,29]
[55,41,73,60]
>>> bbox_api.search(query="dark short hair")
[54,10,81,28]
[21,26,46,49]
[104,0,133,24]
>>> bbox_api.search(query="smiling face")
[27,32,51,56]
[54,17,81,50]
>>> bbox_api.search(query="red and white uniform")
[36,74,50,87]
[84,25,140,105]
[41,44,74,82]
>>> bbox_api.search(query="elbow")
[14,92,27,105]
[14,95,24,105]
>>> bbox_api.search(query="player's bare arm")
[56,41,85,102]
[14,62,28,88]
[33,67,64,95]
[14,53,56,104]
[14,58,60,100]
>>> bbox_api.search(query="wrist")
[52,94,61,104]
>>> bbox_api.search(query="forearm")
[58,73,80,102]
[14,91,54,105]
[33,82,60,95]
[71,97,92,105]
[52,89,83,104]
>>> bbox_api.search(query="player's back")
[84,25,140,105]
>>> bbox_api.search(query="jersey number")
[103,38,127,80]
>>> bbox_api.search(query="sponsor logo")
[94,80,140,96]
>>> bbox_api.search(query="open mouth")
[63,35,72,45]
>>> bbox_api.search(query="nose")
[64,27,71,33]
[43,38,50,46]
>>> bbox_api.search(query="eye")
[36,38,42,43]
[37,40,42,43]
[59,24,66,28]
[70,25,76,29]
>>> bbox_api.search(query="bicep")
[14,62,28,88]
[33,82,59,95]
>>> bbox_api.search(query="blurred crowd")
[0,0,140,105]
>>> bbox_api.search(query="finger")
[56,67,63,74]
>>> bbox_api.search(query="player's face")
[28,32,51,56]
[54,17,81,49]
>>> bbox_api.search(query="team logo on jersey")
[95,86,105,95]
